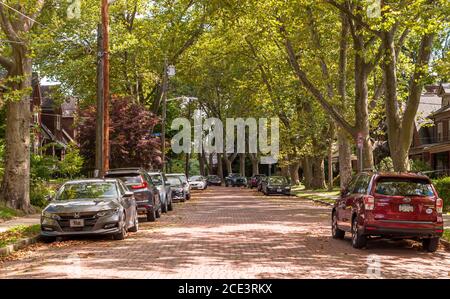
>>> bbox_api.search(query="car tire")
[331,211,345,239]
[147,208,156,222]
[351,217,367,249]
[162,198,168,213]
[113,221,127,240]
[155,205,161,218]
[186,193,191,200]
[225,182,229,187]
[422,237,439,252]
[129,215,139,233]
[168,199,173,211]
[40,235,56,243]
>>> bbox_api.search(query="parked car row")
[40,168,192,242]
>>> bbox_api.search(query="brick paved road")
[0,187,449,278]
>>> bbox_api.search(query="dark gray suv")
[105,168,161,222]
[40,179,139,242]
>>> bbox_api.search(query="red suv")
[332,172,444,252]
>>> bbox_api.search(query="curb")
[292,194,334,207]
[0,235,40,257]
[440,238,450,251]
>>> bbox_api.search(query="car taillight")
[364,195,375,210]
[436,198,443,214]
[131,180,148,190]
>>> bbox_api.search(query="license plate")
[277,189,282,192]
[70,219,84,227]
[399,204,414,212]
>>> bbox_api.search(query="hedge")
[432,177,450,213]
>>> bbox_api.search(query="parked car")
[261,176,291,195]
[332,172,444,252]
[148,171,173,213]
[40,179,138,242]
[167,176,186,202]
[225,173,247,187]
[104,168,161,222]
[257,176,268,192]
[248,174,266,189]
[206,175,222,186]
[167,173,191,200]
[189,175,208,190]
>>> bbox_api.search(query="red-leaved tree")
[77,96,162,170]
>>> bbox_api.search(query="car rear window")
[105,173,142,186]
[374,177,435,197]
[150,175,162,185]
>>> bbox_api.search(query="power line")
[0,1,45,28]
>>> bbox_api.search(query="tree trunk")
[280,165,289,177]
[0,56,32,212]
[217,153,224,181]
[338,128,353,188]
[311,157,326,190]
[249,153,259,175]
[328,142,334,191]
[198,153,205,176]
[289,162,300,185]
[239,153,245,176]
[184,152,190,176]
[303,157,313,189]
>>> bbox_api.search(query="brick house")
[31,75,78,159]
[410,83,450,173]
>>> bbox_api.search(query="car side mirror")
[124,191,134,198]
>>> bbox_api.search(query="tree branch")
[280,24,356,136]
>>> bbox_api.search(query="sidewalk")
[443,214,450,229]
[0,214,40,233]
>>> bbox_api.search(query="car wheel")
[147,208,156,222]
[40,235,56,243]
[155,204,161,218]
[331,211,345,239]
[128,215,139,233]
[422,237,439,252]
[186,193,191,200]
[162,197,168,213]
[113,220,127,240]
[225,182,229,187]
[168,199,173,211]
[351,217,367,249]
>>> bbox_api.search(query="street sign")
[167,65,176,77]
[357,133,364,149]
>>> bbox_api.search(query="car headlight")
[42,211,60,220]
[97,208,120,218]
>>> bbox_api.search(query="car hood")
[44,199,120,214]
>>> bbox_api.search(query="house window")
[56,115,61,131]
[437,122,443,142]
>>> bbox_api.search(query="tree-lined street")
[1,187,448,279]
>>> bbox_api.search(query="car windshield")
[56,182,118,201]
[167,177,182,187]
[169,174,187,183]
[150,175,163,186]
[208,175,219,179]
[269,177,287,185]
[375,178,435,197]
[190,176,202,181]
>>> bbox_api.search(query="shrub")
[58,143,84,179]
[431,177,450,212]
[376,157,394,172]
[30,180,57,208]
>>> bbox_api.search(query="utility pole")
[161,59,168,173]
[95,24,104,177]
[101,0,110,174]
